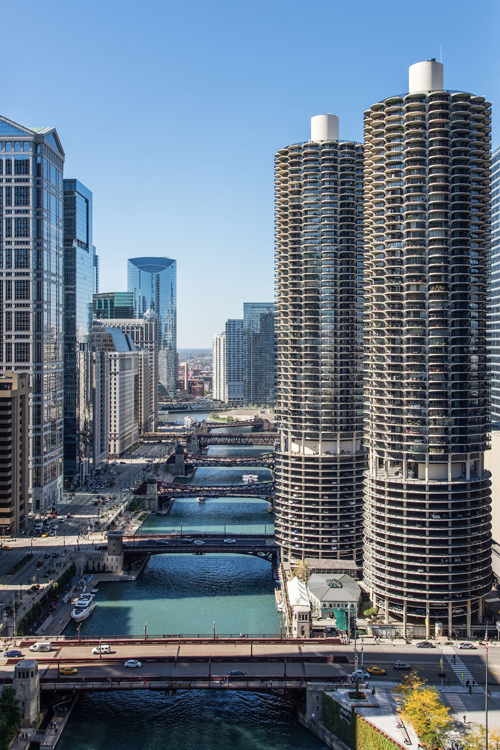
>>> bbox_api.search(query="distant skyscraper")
[212,333,226,401]
[225,320,244,404]
[490,146,500,425]
[0,116,65,510]
[363,61,491,636]
[127,257,177,396]
[243,302,276,406]
[93,291,134,320]
[63,179,95,486]
[0,373,30,534]
[274,114,365,564]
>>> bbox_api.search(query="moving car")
[124,660,141,668]
[367,665,386,675]
[416,641,435,648]
[92,644,111,654]
[59,667,78,675]
[4,650,22,658]
[29,642,52,652]
[351,670,370,680]
[193,540,204,546]
[393,661,411,670]
[228,669,246,676]
[459,642,477,650]
[223,539,236,544]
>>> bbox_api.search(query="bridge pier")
[271,551,279,579]
[187,434,200,454]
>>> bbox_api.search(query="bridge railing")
[15,634,339,644]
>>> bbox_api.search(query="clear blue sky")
[2,0,498,346]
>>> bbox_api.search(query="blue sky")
[2,0,498,346]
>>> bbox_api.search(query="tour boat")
[71,595,97,622]
[196,496,206,503]
[242,474,259,484]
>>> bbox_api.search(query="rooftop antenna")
[440,45,442,63]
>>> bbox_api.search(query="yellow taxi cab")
[59,667,78,675]
[41,534,48,538]
[367,665,386,676]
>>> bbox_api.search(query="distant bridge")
[122,533,278,569]
[134,481,274,501]
[144,433,278,446]
[184,452,274,468]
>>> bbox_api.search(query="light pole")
[144,622,147,642]
[486,624,489,750]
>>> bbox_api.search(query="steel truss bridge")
[186,452,274,468]
[154,481,274,501]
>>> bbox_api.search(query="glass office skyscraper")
[127,257,177,396]
[93,291,134,319]
[63,179,95,486]
[243,302,276,406]
[0,116,65,510]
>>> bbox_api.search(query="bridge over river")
[144,433,278,447]
[184,452,274,468]
[121,533,278,571]
[135,480,274,501]
[7,637,348,695]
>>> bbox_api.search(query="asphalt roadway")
[0,640,498,689]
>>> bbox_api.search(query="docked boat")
[72,595,96,622]
[242,474,259,484]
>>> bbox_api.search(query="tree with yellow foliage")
[398,685,452,750]
[392,670,427,697]
[461,724,500,749]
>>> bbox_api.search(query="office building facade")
[98,316,158,432]
[93,292,134,320]
[274,115,365,563]
[127,257,177,396]
[0,116,65,511]
[63,179,95,486]
[363,61,491,634]
[243,302,276,406]
[212,332,226,402]
[0,373,30,534]
[225,319,244,404]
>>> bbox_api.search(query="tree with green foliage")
[0,686,21,749]
[363,607,378,619]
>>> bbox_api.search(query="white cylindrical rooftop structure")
[311,114,339,142]
[409,59,444,94]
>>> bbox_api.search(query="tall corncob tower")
[274,115,365,564]
[363,61,492,636]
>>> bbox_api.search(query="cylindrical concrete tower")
[363,62,492,636]
[274,116,366,564]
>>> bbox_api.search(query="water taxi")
[242,473,259,484]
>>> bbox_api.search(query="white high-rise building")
[212,332,226,402]
[274,115,365,564]
[225,319,244,404]
[363,61,491,636]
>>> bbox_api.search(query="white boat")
[71,595,96,622]
[242,474,259,484]
[197,496,206,503]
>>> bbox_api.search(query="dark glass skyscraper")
[243,302,276,406]
[93,291,134,319]
[127,257,177,396]
[63,179,95,485]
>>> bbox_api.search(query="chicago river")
[58,418,324,749]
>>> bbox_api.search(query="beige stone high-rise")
[363,61,492,636]
[274,115,365,564]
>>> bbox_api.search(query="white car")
[352,670,370,680]
[124,659,141,668]
[92,645,111,654]
[193,540,204,546]
[223,539,236,544]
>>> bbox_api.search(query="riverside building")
[212,332,226,402]
[243,302,276,407]
[363,60,491,636]
[274,114,365,564]
[0,117,65,511]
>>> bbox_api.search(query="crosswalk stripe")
[444,654,474,686]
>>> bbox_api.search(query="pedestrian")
[466,679,469,687]
[463,714,467,724]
